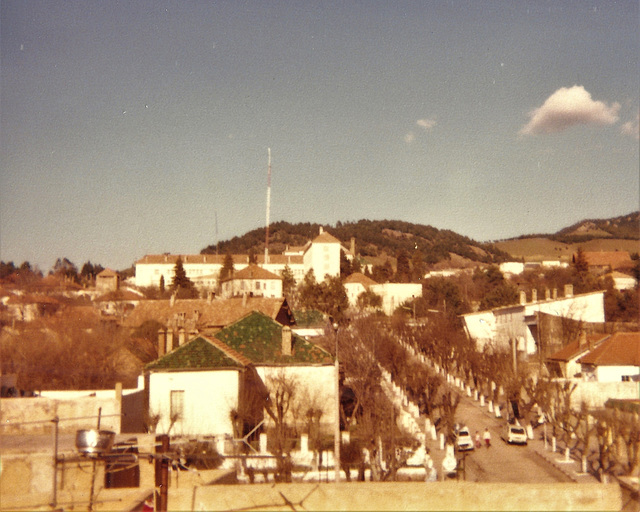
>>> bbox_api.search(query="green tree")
[357,289,383,310]
[423,277,466,315]
[171,258,197,298]
[340,251,352,277]
[220,253,235,280]
[52,257,78,282]
[298,269,322,310]
[394,250,411,283]
[159,274,165,295]
[281,265,296,300]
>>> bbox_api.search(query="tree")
[372,259,393,283]
[80,261,104,283]
[171,258,197,298]
[340,251,352,277]
[159,274,165,295]
[220,253,234,280]
[52,257,78,282]
[248,248,258,265]
[281,265,296,300]
[410,250,426,282]
[394,250,411,283]
[356,289,382,310]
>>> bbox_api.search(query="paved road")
[424,392,573,484]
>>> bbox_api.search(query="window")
[170,390,184,420]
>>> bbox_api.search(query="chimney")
[282,326,292,356]
[564,284,573,298]
[178,328,186,346]
[531,289,537,303]
[545,288,551,301]
[170,293,176,307]
[157,328,166,357]
[552,288,558,300]
[319,226,324,234]
[519,291,527,305]
[579,330,587,347]
[242,293,247,307]
[350,237,356,255]
[167,330,175,351]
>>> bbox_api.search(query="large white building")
[135,228,343,291]
[462,285,606,355]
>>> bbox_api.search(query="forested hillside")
[201,220,511,266]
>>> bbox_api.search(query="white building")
[219,264,283,299]
[462,285,606,355]
[578,332,640,382]
[134,228,343,290]
[369,283,423,316]
[343,272,378,307]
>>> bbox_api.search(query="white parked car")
[506,424,528,445]
[456,426,474,451]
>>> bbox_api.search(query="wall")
[370,283,422,316]
[596,365,640,383]
[0,396,121,434]
[148,370,240,436]
[562,380,640,408]
[257,365,337,433]
[168,481,621,511]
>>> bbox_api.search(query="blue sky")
[1,1,638,271]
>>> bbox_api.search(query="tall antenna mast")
[215,211,219,255]
[264,148,271,264]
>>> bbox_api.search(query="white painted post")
[564,447,570,462]
[466,385,471,397]
[581,455,587,474]
[473,390,479,401]
[439,433,445,450]
[425,417,431,432]
[301,433,309,455]
[495,405,501,418]
[342,431,350,444]
[480,395,485,407]
[488,400,493,413]
[526,425,533,440]
[552,436,556,453]
[430,425,437,440]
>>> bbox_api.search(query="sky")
[1,1,638,272]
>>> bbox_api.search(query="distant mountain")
[201,220,512,267]
[552,211,639,243]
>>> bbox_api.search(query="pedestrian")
[483,427,491,448]
[475,430,481,449]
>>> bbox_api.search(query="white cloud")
[519,85,620,135]
[417,118,436,130]
[620,113,639,140]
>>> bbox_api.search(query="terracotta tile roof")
[122,297,293,330]
[578,251,634,270]
[221,264,282,283]
[343,272,377,287]
[136,253,303,266]
[311,232,342,245]
[546,334,609,362]
[145,335,249,370]
[214,311,333,365]
[97,268,118,277]
[577,332,640,366]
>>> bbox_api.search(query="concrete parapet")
[170,482,622,511]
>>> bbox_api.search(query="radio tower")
[264,148,271,264]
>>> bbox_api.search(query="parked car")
[456,426,474,451]
[506,424,528,445]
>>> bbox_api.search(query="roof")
[577,332,640,367]
[579,251,634,270]
[546,333,608,362]
[311,231,342,245]
[145,335,250,371]
[123,297,293,329]
[221,264,282,283]
[214,311,333,365]
[136,253,303,266]
[343,272,377,287]
[97,268,118,277]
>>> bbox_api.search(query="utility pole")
[333,322,341,483]
[155,434,169,512]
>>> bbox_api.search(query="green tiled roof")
[146,336,244,370]
[214,311,333,365]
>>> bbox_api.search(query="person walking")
[483,427,491,448]
[475,430,482,449]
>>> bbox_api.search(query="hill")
[201,220,512,267]
[495,211,640,262]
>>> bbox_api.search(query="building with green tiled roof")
[145,312,337,438]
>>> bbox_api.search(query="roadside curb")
[531,447,579,483]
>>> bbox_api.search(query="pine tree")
[159,274,165,294]
[171,258,193,290]
[220,253,235,280]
